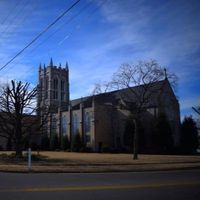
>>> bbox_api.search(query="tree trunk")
[15,121,23,158]
[15,140,23,158]
[133,118,139,160]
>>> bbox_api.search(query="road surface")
[0,169,199,200]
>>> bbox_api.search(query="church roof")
[70,79,177,109]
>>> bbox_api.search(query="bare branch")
[192,106,200,116]
[0,80,39,156]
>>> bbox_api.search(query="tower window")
[61,92,64,101]
[40,78,43,90]
[61,80,65,101]
[53,78,58,90]
[61,80,65,91]
[51,113,57,131]
[53,91,58,99]
[52,78,58,99]
[45,77,49,99]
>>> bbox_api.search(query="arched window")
[40,78,43,90]
[61,80,65,101]
[72,113,79,134]
[52,78,58,99]
[53,78,58,90]
[51,113,57,132]
[84,112,91,143]
[61,115,67,136]
[45,76,49,99]
[84,112,91,133]
[61,80,65,91]
[40,78,43,100]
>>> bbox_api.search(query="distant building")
[37,59,181,152]
[0,113,39,150]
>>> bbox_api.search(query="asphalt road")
[0,169,199,200]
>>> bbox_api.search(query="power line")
[0,0,108,78]
[24,0,93,55]
[0,1,40,49]
[0,0,81,72]
[0,0,89,76]
[26,0,108,58]
[58,0,108,46]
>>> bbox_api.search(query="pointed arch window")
[84,112,91,133]
[61,80,65,101]
[53,77,58,99]
[61,115,67,136]
[40,78,43,90]
[53,78,58,90]
[51,113,57,132]
[84,112,91,143]
[72,113,79,134]
[45,76,49,99]
[39,78,43,100]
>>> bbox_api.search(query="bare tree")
[0,80,37,157]
[112,60,178,159]
[92,60,177,159]
[91,82,111,95]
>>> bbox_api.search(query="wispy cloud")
[0,0,199,118]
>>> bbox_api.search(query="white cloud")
[0,0,199,119]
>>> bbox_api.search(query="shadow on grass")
[0,153,81,166]
[0,153,48,163]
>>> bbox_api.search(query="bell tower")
[38,58,70,113]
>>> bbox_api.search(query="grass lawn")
[0,151,200,173]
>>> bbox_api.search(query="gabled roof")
[70,79,177,108]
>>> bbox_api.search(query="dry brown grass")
[0,151,200,172]
[39,151,200,164]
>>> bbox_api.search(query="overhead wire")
[0,0,108,80]
[58,0,108,46]
[3,0,39,39]
[42,0,108,58]
[0,0,40,76]
[0,0,85,76]
[24,0,94,56]
[0,0,94,76]
[27,0,108,59]
[0,0,39,51]
[0,0,81,72]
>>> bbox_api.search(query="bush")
[50,134,59,150]
[181,116,198,154]
[61,135,70,150]
[40,134,50,150]
[102,145,111,153]
[152,113,174,154]
[72,132,83,152]
[80,147,92,153]
[6,137,12,150]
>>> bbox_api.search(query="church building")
[37,59,181,152]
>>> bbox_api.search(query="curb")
[0,165,200,174]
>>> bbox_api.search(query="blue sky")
[0,0,199,119]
